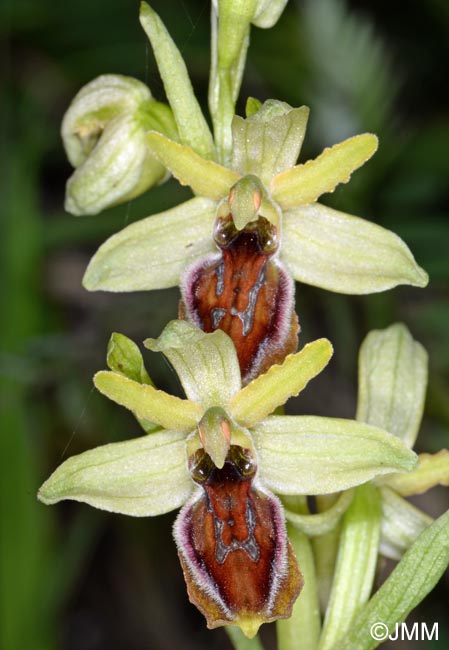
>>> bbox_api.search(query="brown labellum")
[180,214,298,383]
[174,446,303,638]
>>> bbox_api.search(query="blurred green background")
[1,0,448,648]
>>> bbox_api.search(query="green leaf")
[270,133,378,209]
[94,371,202,432]
[331,509,449,650]
[146,132,240,199]
[381,450,449,496]
[281,203,429,294]
[83,197,216,291]
[144,320,241,408]
[319,484,381,650]
[357,324,428,447]
[231,102,309,185]
[284,490,354,537]
[38,430,192,516]
[139,2,215,159]
[379,487,432,561]
[229,339,333,427]
[253,416,417,495]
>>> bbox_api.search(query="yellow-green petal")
[271,133,378,209]
[146,131,240,199]
[38,430,192,516]
[94,370,202,432]
[229,339,333,427]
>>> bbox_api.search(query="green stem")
[313,531,340,616]
[318,484,381,650]
[277,524,321,650]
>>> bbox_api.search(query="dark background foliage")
[1,0,448,648]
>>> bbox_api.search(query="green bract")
[83,98,427,295]
[38,322,417,517]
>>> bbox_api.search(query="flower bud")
[62,74,177,215]
[174,445,303,637]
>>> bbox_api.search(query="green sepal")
[281,203,428,294]
[245,97,263,117]
[271,133,378,209]
[139,2,215,159]
[106,333,160,434]
[284,490,354,537]
[330,509,449,650]
[144,320,241,409]
[146,132,240,198]
[139,100,179,141]
[379,487,432,561]
[38,430,192,516]
[381,449,449,496]
[230,339,333,427]
[107,333,153,385]
[83,197,216,291]
[252,0,289,28]
[231,102,309,185]
[253,416,417,495]
[94,370,202,432]
[357,324,428,447]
